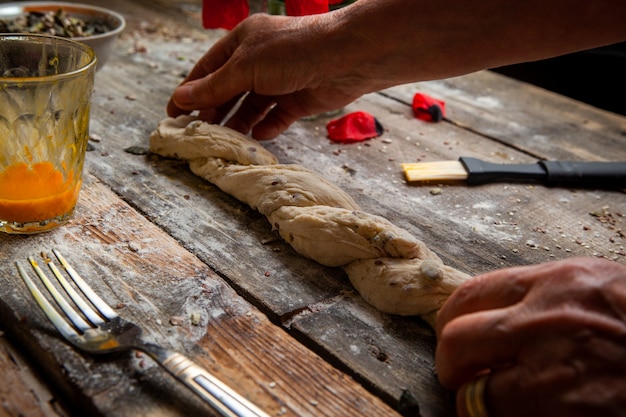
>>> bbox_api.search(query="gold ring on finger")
[465,374,490,417]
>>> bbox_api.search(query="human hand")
[435,257,626,417]
[167,0,626,141]
[167,13,370,140]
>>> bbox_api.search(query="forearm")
[322,0,626,90]
[167,0,626,137]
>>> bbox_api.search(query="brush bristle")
[401,161,468,182]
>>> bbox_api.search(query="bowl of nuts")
[0,2,125,70]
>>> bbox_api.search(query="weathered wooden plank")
[382,72,626,161]
[310,93,626,266]
[77,12,456,415]
[77,31,626,417]
[68,1,625,413]
[0,176,398,417]
[0,332,69,417]
[2,1,624,417]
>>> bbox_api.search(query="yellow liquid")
[0,162,80,223]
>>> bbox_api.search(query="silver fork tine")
[26,255,93,333]
[19,249,271,417]
[52,249,118,321]
[16,261,83,340]
[45,255,106,326]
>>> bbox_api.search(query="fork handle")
[144,344,271,417]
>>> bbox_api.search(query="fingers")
[435,306,522,389]
[223,92,277,134]
[247,94,312,140]
[456,374,491,417]
[437,258,626,339]
[170,61,252,110]
[436,305,598,390]
[166,67,254,124]
[167,81,303,140]
[250,107,299,140]
[167,27,251,118]
[182,32,236,84]
[222,88,323,139]
[436,265,536,336]
[435,262,560,389]
[439,258,626,417]
[455,359,613,417]
[206,93,249,126]
[456,370,539,417]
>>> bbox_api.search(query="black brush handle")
[460,157,626,188]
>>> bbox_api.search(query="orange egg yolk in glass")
[0,162,80,223]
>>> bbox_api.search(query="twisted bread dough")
[150,116,471,327]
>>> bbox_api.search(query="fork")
[15,249,270,417]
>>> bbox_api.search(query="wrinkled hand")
[167,0,626,141]
[167,13,369,140]
[436,257,626,417]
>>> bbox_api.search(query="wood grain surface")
[0,1,624,416]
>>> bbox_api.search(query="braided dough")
[150,116,470,327]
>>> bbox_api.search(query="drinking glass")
[0,34,97,233]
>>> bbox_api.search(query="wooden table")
[1,1,625,416]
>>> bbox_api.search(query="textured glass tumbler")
[0,34,97,234]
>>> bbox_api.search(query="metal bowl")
[0,1,125,70]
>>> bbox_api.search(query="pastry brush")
[401,157,626,188]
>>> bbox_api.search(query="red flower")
[202,0,335,29]
[202,0,249,30]
[286,0,329,16]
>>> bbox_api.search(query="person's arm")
[435,257,626,417]
[167,0,626,139]
[336,0,626,85]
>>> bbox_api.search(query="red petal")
[327,111,383,142]
[412,93,446,122]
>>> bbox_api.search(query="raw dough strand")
[150,116,471,328]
